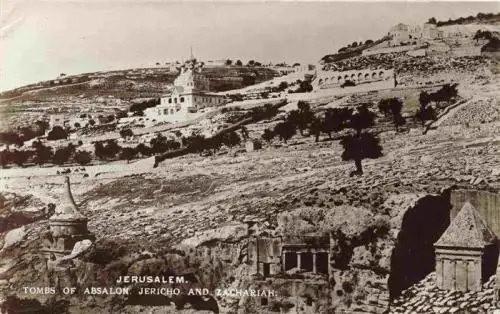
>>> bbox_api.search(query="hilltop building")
[422,23,444,40]
[388,23,422,46]
[144,57,227,124]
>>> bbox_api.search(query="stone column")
[436,257,443,289]
[282,250,287,272]
[297,252,302,270]
[456,260,467,291]
[468,258,482,291]
[443,258,455,290]
[312,252,317,273]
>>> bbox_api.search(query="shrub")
[119,147,137,163]
[33,141,53,166]
[273,121,296,143]
[119,128,134,139]
[261,128,275,142]
[47,126,68,141]
[74,150,92,165]
[135,143,152,157]
[0,132,23,147]
[53,144,75,165]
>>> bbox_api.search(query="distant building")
[206,59,228,67]
[422,23,444,40]
[49,114,67,129]
[294,64,316,73]
[144,57,227,123]
[388,23,422,46]
[165,62,181,72]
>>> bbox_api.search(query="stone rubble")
[390,273,499,313]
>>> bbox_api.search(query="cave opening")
[301,252,314,272]
[388,190,452,299]
[284,252,297,271]
[483,242,499,282]
[316,252,329,274]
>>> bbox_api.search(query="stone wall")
[362,45,416,56]
[450,189,500,237]
[315,69,394,89]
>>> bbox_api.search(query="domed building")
[144,56,227,123]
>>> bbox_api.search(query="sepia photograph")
[1,0,500,313]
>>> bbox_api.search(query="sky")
[0,1,499,91]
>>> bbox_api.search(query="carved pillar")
[436,257,443,289]
[312,252,317,273]
[297,252,302,270]
[282,250,287,272]
[443,258,455,290]
[456,260,467,291]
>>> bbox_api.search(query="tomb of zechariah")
[144,57,227,123]
[434,202,497,291]
[42,176,94,266]
[434,188,500,295]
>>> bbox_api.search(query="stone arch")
[358,73,363,81]
[331,77,336,83]
[372,72,377,79]
[318,78,323,85]
[337,76,342,82]
[364,73,370,80]
[344,74,349,80]
[350,73,356,79]
[324,77,329,84]
[379,71,385,78]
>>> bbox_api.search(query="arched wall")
[316,69,393,88]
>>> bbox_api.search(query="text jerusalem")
[116,275,187,284]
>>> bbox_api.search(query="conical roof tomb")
[435,202,496,248]
[51,176,87,221]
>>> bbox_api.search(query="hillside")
[0,66,277,133]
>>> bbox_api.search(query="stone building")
[247,235,332,313]
[248,237,282,279]
[42,177,94,261]
[49,114,67,129]
[434,202,497,291]
[144,57,227,124]
[388,23,422,47]
[315,68,394,89]
[422,23,444,41]
[281,236,330,275]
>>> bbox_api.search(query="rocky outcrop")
[391,273,499,313]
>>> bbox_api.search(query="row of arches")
[317,70,388,86]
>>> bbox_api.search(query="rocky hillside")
[2,76,500,312]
